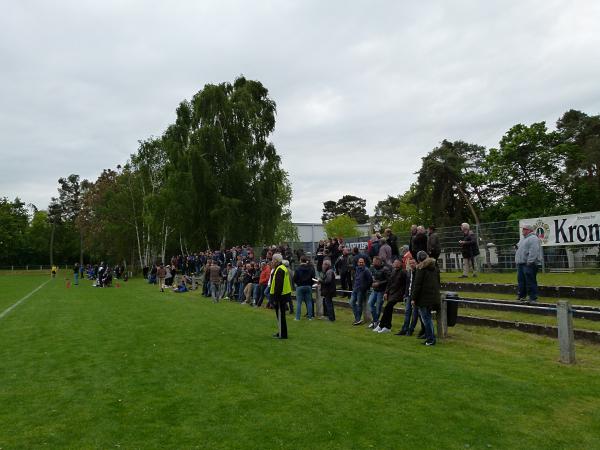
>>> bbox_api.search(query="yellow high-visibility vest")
[270,264,292,295]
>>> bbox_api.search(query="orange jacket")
[259,265,271,285]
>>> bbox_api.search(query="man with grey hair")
[515,224,542,302]
[459,222,479,278]
[270,253,292,339]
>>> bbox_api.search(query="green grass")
[1,275,600,449]
[441,271,600,287]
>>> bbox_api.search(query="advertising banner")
[520,212,600,246]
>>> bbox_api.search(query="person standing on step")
[515,224,543,303]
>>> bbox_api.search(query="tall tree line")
[0,77,291,267]
[371,109,600,232]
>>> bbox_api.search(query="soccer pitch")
[1,274,600,449]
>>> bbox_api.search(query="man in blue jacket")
[350,258,372,326]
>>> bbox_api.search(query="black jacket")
[319,268,336,297]
[385,268,407,302]
[411,258,441,308]
[293,264,315,287]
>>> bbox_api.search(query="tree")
[161,76,291,248]
[485,122,565,220]
[324,215,361,238]
[26,210,51,265]
[321,195,368,224]
[0,197,29,265]
[555,109,600,212]
[372,195,403,230]
[273,208,300,244]
[415,140,487,227]
[56,174,87,266]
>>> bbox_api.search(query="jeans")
[74,272,79,285]
[295,285,313,320]
[517,263,538,301]
[401,298,419,333]
[323,295,335,321]
[255,284,267,307]
[368,290,385,323]
[237,281,245,301]
[350,288,368,322]
[210,282,220,302]
[418,306,436,344]
[264,287,272,306]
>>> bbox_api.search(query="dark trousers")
[339,271,352,297]
[274,294,289,338]
[323,295,335,321]
[517,263,538,301]
[379,299,399,329]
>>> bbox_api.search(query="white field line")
[0,278,51,320]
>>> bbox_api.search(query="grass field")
[441,271,600,287]
[1,275,600,449]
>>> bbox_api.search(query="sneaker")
[516,297,527,302]
[394,330,406,336]
[417,334,426,339]
[352,320,364,326]
[425,340,436,346]
[373,326,381,332]
[368,322,375,329]
[378,327,391,333]
[294,318,300,321]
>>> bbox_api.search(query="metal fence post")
[557,300,576,364]
[437,293,448,340]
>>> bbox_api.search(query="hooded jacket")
[411,257,441,308]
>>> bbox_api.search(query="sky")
[1,0,599,222]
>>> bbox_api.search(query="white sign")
[520,212,600,246]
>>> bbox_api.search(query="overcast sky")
[1,0,599,222]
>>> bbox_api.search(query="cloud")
[1,0,600,223]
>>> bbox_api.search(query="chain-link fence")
[291,220,600,273]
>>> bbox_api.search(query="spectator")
[396,258,421,336]
[459,222,479,278]
[256,262,271,307]
[408,224,418,255]
[319,259,336,322]
[157,264,166,292]
[293,256,315,321]
[427,225,441,262]
[411,251,441,346]
[384,228,399,258]
[270,253,291,339]
[515,224,543,303]
[73,263,80,286]
[367,256,390,329]
[209,260,221,303]
[242,263,255,304]
[335,247,352,298]
[378,238,392,266]
[375,258,408,333]
[412,225,428,256]
[400,245,413,271]
[350,258,373,326]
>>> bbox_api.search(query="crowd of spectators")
[144,223,457,346]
